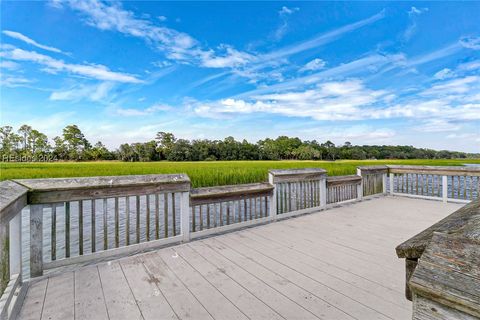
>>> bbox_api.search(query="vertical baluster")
[463,176,467,199]
[199,205,203,231]
[164,193,169,237]
[51,204,56,261]
[91,199,96,253]
[276,186,280,215]
[470,176,473,200]
[249,198,252,220]
[30,205,44,277]
[288,182,292,212]
[264,196,268,217]
[457,176,461,199]
[146,195,150,242]
[114,197,119,248]
[64,202,70,258]
[125,197,130,246]
[207,204,211,228]
[220,202,224,226]
[103,198,108,250]
[136,196,140,243]
[214,203,218,228]
[283,183,287,212]
[227,202,231,225]
[155,194,160,240]
[79,200,83,255]
[253,197,256,219]
[172,193,176,236]
[243,198,247,221]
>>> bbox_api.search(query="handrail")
[14,174,190,204]
[387,165,480,176]
[268,168,326,183]
[190,183,273,206]
[326,175,362,186]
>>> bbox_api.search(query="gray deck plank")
[17,279,48,320]
[242,228,407,310]
[141,252,214,320]
[157,248,249,320]
[219,231,411,319]
[189,241,319,319]
[119,257,178,320]
[74,266,109,320]
[174,244,284,320]
[41,272,74,320]
[206,238,358,320]
[97,262,143,320]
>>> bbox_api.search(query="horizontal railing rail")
[189,183,273,239]
[326,175,362,204]
[1,164,479,319]
[386,165,480,203]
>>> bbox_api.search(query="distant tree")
[62,125,91,160]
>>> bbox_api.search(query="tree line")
[0,124,477,162]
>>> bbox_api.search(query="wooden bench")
[396,200,480,319]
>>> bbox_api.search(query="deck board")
[17,197,463,320]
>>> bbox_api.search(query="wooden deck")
[17,197,463,320]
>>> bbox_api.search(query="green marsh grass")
[2,159,479,188]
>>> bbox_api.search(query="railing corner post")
[180,191,191,242]
[268,172,277,221]
[30,204,44,278]
[442,175,448,203]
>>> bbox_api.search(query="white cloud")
[458,60,480,71]
[49,82,115,101]
[273,6,300,41]
[0,60,19,70]
[0,76,32,87]
[403,7,428,41]
[433,68,454,80]
[158,16,167,22]
[200,46,256,68]
[1,46,142,83]
[115,104,173,116]
[415,119,460,133]
[460,36,480,50]
[299,58,326,72]
[2,30,65,54]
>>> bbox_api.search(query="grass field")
[2,159,479,188]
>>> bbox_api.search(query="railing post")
[389,173,394,196]
[442,176,448,203]
[30,205,43,277]
[320,176,327,208]
[382,173,387,194]
[268,173,277,221]
[180,191,191,242]
[356,168,363,200]
[9,213,21,277]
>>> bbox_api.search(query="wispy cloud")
[1,46,142,83]
[49,82,115,102]
[402,7,428,42]
[299,58,326,72]
[115,103,173,116]
[2,30,65,54]
[460,36,480,50]
[272,6,299,41]
[0,76,33,88]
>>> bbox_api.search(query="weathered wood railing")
[1,164,479,319]
[357,165,388,197]
[396,200,480,319]
[190,183,273,238]
[269,168,327,218]
[388,165,480,203]
[326,175,362,204]
[0,182,28,320]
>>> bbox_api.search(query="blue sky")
[1,1,479,152]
